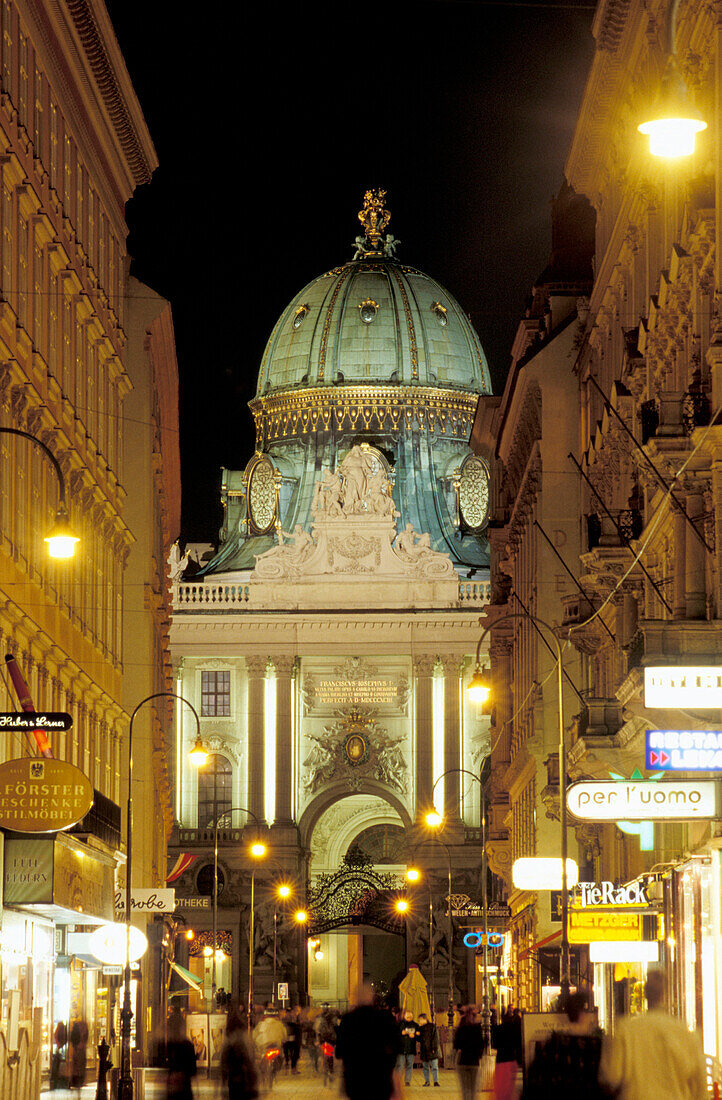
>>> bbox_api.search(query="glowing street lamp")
[0,427,79,558]
[467,666,491,706]
[405,867,421,884]
[188,736,209,766]
[425,811,443,829]
[395,898,409,914]
[638,4,706,158]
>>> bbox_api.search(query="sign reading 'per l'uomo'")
[0,758,93,832]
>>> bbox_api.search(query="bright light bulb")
[44,504,79,559]
[295,910,308,924]
[638,116,706,157]
[203,945,213,957]
[467,667,491,705]
[425,811,443,829]
[188,736,209,766]
[314,949,324,961]
[278,884,291,899]
[395,899,409,914]
[185,930,195,941]
[250,842,267,859]
[405,867,421,883]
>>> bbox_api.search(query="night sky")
[105,0,595,541]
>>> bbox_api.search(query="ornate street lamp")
[467,611,571,999]
[638,0,706,157]
[0,426,79,557]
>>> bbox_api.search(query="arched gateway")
[169,194,497,1012]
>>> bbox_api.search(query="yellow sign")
[568,907,642,944]
[0,758,93,832]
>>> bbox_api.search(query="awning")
[169,961,202,993]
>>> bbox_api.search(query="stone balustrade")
[174,577,490,609]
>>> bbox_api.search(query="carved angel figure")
[352,235,368,260]
[167,540,189,583]
[302,736,336,791]
[375,736,407,791]
[383,234,401,258]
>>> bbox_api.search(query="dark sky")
[105,0,595,541]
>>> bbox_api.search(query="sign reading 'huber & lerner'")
[0,758,93,832]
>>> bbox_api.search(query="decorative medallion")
[302,706,408,795]
[247,457,277,534]
[431,301,448,327]
[343,730,369,766]
[458,455,490,531]
[358,298,379,325]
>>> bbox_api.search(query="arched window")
[197,754,232,827]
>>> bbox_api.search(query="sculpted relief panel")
[298,657,413,817]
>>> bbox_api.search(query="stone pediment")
[248,445,458,608]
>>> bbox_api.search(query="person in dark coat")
[221,1007,258,1100]
[522,992,610,1100]
[454,1007,486,1100]
[335,985,403,1100]
[493,1006,522,1100]
[417,1012,441,1086]
[166,1012,197,1100]
[68,1019,89,1092]
[398,1010,419,1086]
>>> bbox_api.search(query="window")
[201,670,231,717]
[458,455,490,532]
[197,754,232,828]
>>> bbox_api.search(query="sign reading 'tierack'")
[0,758,93,832]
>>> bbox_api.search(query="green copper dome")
[257,257,491,395]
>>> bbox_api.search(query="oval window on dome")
[459,456,489,532]
[431,301,448,327]
[247,458,277,534]
[359,298,379,325]
[292,304,309,330]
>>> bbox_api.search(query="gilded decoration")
[302,706,408,794]
[247,456,278,534]
[250,385,477,447]
[357,188,391,252]
[459,455,490,531]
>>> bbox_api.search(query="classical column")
[246,656,268,822]
[673,508,686,620]
[414,656,436,820]
[685,487,706,620]
[443,657,463,822]
[274,655,294,825]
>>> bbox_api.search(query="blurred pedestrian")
[284,1006,302,1073]
[315,1004,337,1086]
[335,983,402,1100]
[599,970,707,1100]
[221,1007,258,1100]
[522,992,606,1100]
[166,1012,197,1100]
[68,1019,89,1094]
[454,1007,486,1100]
[493,1006,522,1100]
[302,1008,319,1072]
[50,1021,68,1090]
[397,1009,419,1086]
[418,1012,441,1087]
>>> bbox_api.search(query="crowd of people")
[161,969,709,1100]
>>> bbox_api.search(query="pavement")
[42,1060,500,1098]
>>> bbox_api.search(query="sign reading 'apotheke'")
[0,758,93,832]
[567,780,718,821]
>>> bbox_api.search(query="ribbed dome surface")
[257,257,491,396]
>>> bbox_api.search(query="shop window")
[201,670,231,717]
[197,753,232,828]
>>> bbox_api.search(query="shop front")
[1,830,116,1073]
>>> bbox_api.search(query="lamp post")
[407,831,454,1028]
[404,866,435,1017]
[185,754,267,1019]
[274,883,292,1006]
[428,768,492,1044]
[294,909,308,1006]
[638,0,707,157]
[118,692,201,1100]
[468,611,571,999]
[0,426,79,556]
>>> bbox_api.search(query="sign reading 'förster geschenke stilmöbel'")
[0,758,93,832]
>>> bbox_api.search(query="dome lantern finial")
[357,188,391,254]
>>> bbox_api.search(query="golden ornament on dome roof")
[358,189,391,253]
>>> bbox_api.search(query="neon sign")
[646,730,722,771]
[463,931,506,949]
[567,780,718,820]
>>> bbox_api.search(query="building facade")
[475,0,722,1065]
[169,194,495,1020]
[0,0,177,1078]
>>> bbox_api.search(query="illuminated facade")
[474,0,722,1055]
[170,195,495,1014]
[0,0,178,1077]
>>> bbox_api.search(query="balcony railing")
[175,576,491,609]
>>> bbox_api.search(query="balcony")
[171,825,245,848]
[175,576,492,610]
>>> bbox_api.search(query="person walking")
[454,1007,486,1100]
[315,1004,338,1086]
[493,1007,522,1100]
[335,984,402,1100]
[522,992,607,1100]
[599,970,707,1100]
[166,1012,197,1100]
[418,1012,442,1087]
[398,1009,419,1086]
[68,1019,89,1095]
[221,1007,258,1100]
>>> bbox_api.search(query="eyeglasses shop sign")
[567,780,718,821]
[0,758,93,832]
